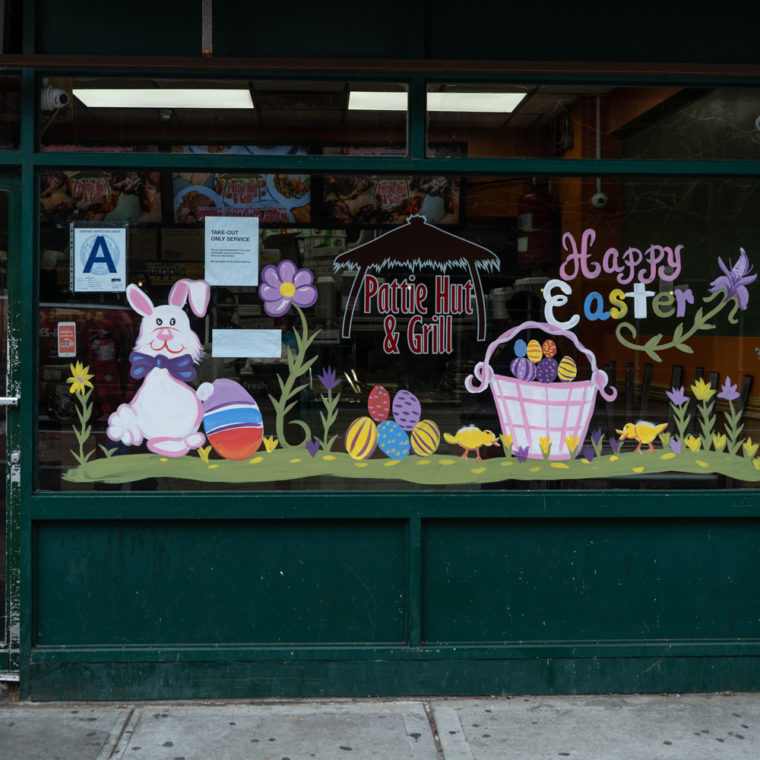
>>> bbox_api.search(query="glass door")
[0,177,19,675]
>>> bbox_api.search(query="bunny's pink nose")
[155,327,176,341]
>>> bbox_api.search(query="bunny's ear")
[127,284,154,317]
[168,278,210,317]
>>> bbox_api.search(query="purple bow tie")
[129,351,197,382]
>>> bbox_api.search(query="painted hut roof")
[333,215,501,273]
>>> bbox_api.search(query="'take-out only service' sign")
[204,217,259,286]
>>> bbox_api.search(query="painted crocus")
[666,386,688,406]
[743,438,759,457]
[263,436,279,453]
[259,259,318,317]
[317,366,341,391]
[708,248,757,310]
[539,436,552,459]
[564,433,580,456]
[670,438,682,455]
[712,433,727,452]
[582,445,595,462]
[500,433,513,457]
[608,437,620,455]
[718,377,740,402]
[514,445,530,463]
[691,377,715,402]
[684,434,701,453]
[305,439,321,457]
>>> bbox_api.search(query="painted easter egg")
[535,357,559,383]
[510,356,536,381]
[202,378,263,460]
[557,355,578,382]
[367,384,391,422]
[542,338,557,358]
[514,338,528,357]
[392,390,421,432]
[377,419,411,460]
[526,339,542,363]
[410,419,440,457]
[345,416,378,460]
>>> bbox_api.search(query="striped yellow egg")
[526,339,543,363]
[557,355,577,382]
[410,419,440,457]
[345,416,378,460]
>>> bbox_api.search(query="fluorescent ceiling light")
[348,91,407,111]
[427,92,526,113]
[72,88,254,109]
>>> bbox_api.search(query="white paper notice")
[71,226,127,293]
[212,329,282,358]
[204,217,259,286]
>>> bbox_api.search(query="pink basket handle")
[465,320,617,402]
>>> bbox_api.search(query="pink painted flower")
[259,259,318,317]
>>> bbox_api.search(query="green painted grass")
[63,448,760,486]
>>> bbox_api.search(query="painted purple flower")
[670,438,682,455]
[317,367,341,391]
[666,386,688,406]
[708,248,757,310]
[305,439,321,457]
[591,428,603,446]
[514,445,530,463]
[259,259,318,317]
[718,376,740,402]
[582,445,595,462]
[609,437,620,455]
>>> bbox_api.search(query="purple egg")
[536,357,559,383]
[392,390,421,431]
[510,356,536,381]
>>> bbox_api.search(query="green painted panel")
[422,519,760,643]
[28,655,760,700]
[35,520,407,645]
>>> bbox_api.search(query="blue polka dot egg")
[377,420,411,460]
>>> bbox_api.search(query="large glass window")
[40,78,408,156]
[37,168,760,492]
[427,84,760,160]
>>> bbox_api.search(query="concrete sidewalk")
[0,688,758,760]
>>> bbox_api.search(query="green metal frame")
[1,56,760,697]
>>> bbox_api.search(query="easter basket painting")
[465,321,617,460]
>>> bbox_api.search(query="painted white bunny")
[107,278,214,457]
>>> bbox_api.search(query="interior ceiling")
[64,79,616,131]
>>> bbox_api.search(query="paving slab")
[432,693,760,760]
[111,700,438,760]
[0,703,130,760]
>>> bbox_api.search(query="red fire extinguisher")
[517,186,554,269]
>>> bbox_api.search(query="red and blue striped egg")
[201,378,264,460]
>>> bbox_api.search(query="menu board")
[173,172,311,224]
[40,171,162,224]
[321,175,461,225]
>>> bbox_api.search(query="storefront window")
[37,169,760,492]
[39,78,408,156]
[0,75,20,149]
[427,84,760,160]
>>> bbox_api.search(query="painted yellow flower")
[197,445,212,463]
[564,433,579,452]
[712,433,727,452]
[743,438,759,457]
[500,433,512,448]
[263,436,279,453]
[66,361,93,395]
[684,434,701,452]
[539,436,552,455]
[690,377,715,401]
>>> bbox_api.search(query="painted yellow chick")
[444,426,499,461]
[616,420,667,454]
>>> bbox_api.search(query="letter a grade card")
[70,224,128,293]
